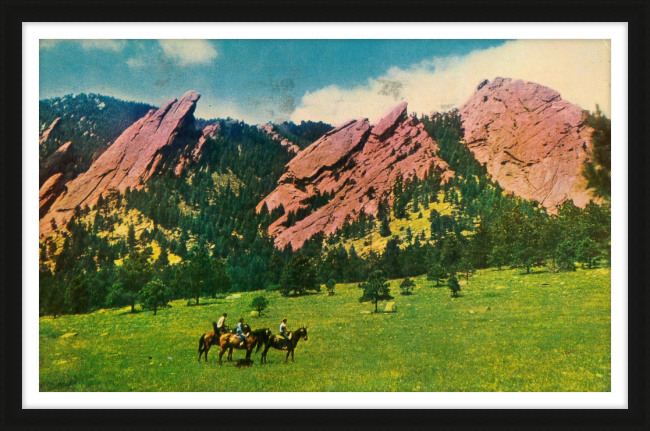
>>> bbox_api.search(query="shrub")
[326,279,336,296]
[400,278,415,295]
[448,275,461,298]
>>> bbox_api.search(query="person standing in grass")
[279,318,291,349]
[216,313,228,334]
[236,318,248,347]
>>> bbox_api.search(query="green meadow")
[39,266,611,392]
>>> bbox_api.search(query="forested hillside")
[38,95,611,319]
[39,94,155,185]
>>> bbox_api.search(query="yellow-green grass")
[39,266,610,392]
[345,193,454,256]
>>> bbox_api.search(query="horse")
[218,327,270,365]
[197,321,234,363]
[260,326,308,364]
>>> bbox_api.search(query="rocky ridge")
[257,123,301,155]
[258,102,453,250]
[459,77,596,211]
[39,91,201,236]
[39,117,61,145]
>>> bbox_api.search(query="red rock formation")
[40,91,201,236]
[39,173,66,219]
[39,141,74,187]
[459,77,596,212]
[257,123,301,155]
[259,103,453,250]
[174,122,220,175]
[39,117,61,145]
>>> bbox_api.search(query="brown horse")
[218,327,270,365]
[197,321,234,363]
[260,327,308,364]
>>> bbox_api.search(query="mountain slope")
[459,77,597,211]
[39,91,202,236]
[258,102,453,250]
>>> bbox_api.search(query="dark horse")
[197,321,236,363]
[218,327,270,365]
[261,327,308,364]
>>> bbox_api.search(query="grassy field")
[39,266,611,392]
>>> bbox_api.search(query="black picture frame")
[2,1,648,430]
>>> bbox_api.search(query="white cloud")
[39,40,59,50]
[194,95,261,124]
[158,40,218,66]
[292,39,611,125]
[39,39,127,52]
[78,39,126,52]
[126,57,145,68]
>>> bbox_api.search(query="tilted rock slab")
[39,117,61,145]
[174,122,220,175]
[39,173,66,219]
[459,78,596,212]
[257,123,301,155]
[40,91,201,236]
[258,102,453,250]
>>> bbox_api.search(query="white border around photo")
[24,22,627,409]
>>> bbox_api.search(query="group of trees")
[39,104,611,318]
[39,94,154,185]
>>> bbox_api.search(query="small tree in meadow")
[448,275,461,298]
[359,270,393,313]
[250,295,269,317]
[427,263,447,286]
[400,277,415,295]
[326,279,336,296]
[139,280,170,316]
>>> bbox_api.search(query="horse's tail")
[212,321,219,334]
[198,333,206,352]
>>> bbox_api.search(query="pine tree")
[448,275,461,298]
[358,270,393,313]
[427,263,447,286]
[400,277,415,295]
[250,295,269,316]
[379,216,392,237]
[139,280,170,315]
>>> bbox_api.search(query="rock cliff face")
[174,122,220,175]
[257,123,301,155]
[259,102,453,250]
[39,117,61,145]
[459,78,595,211]
[39,173,66,219]
[39,91,201,236]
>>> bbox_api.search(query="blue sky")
[40,39,610,125]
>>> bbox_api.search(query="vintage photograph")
[38,39,611,392]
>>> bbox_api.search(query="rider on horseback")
[236,318,248,347]
[279,318,290,349]
[216,313,228,334]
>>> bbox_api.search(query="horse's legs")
[291,349,295,363]
[205,346,209,362]
[261,345,269,364]
[198,346,203,362]
[218,347,226,366]
[227,347,233,362]
[245,348,252,360]
[285,349,290,363]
